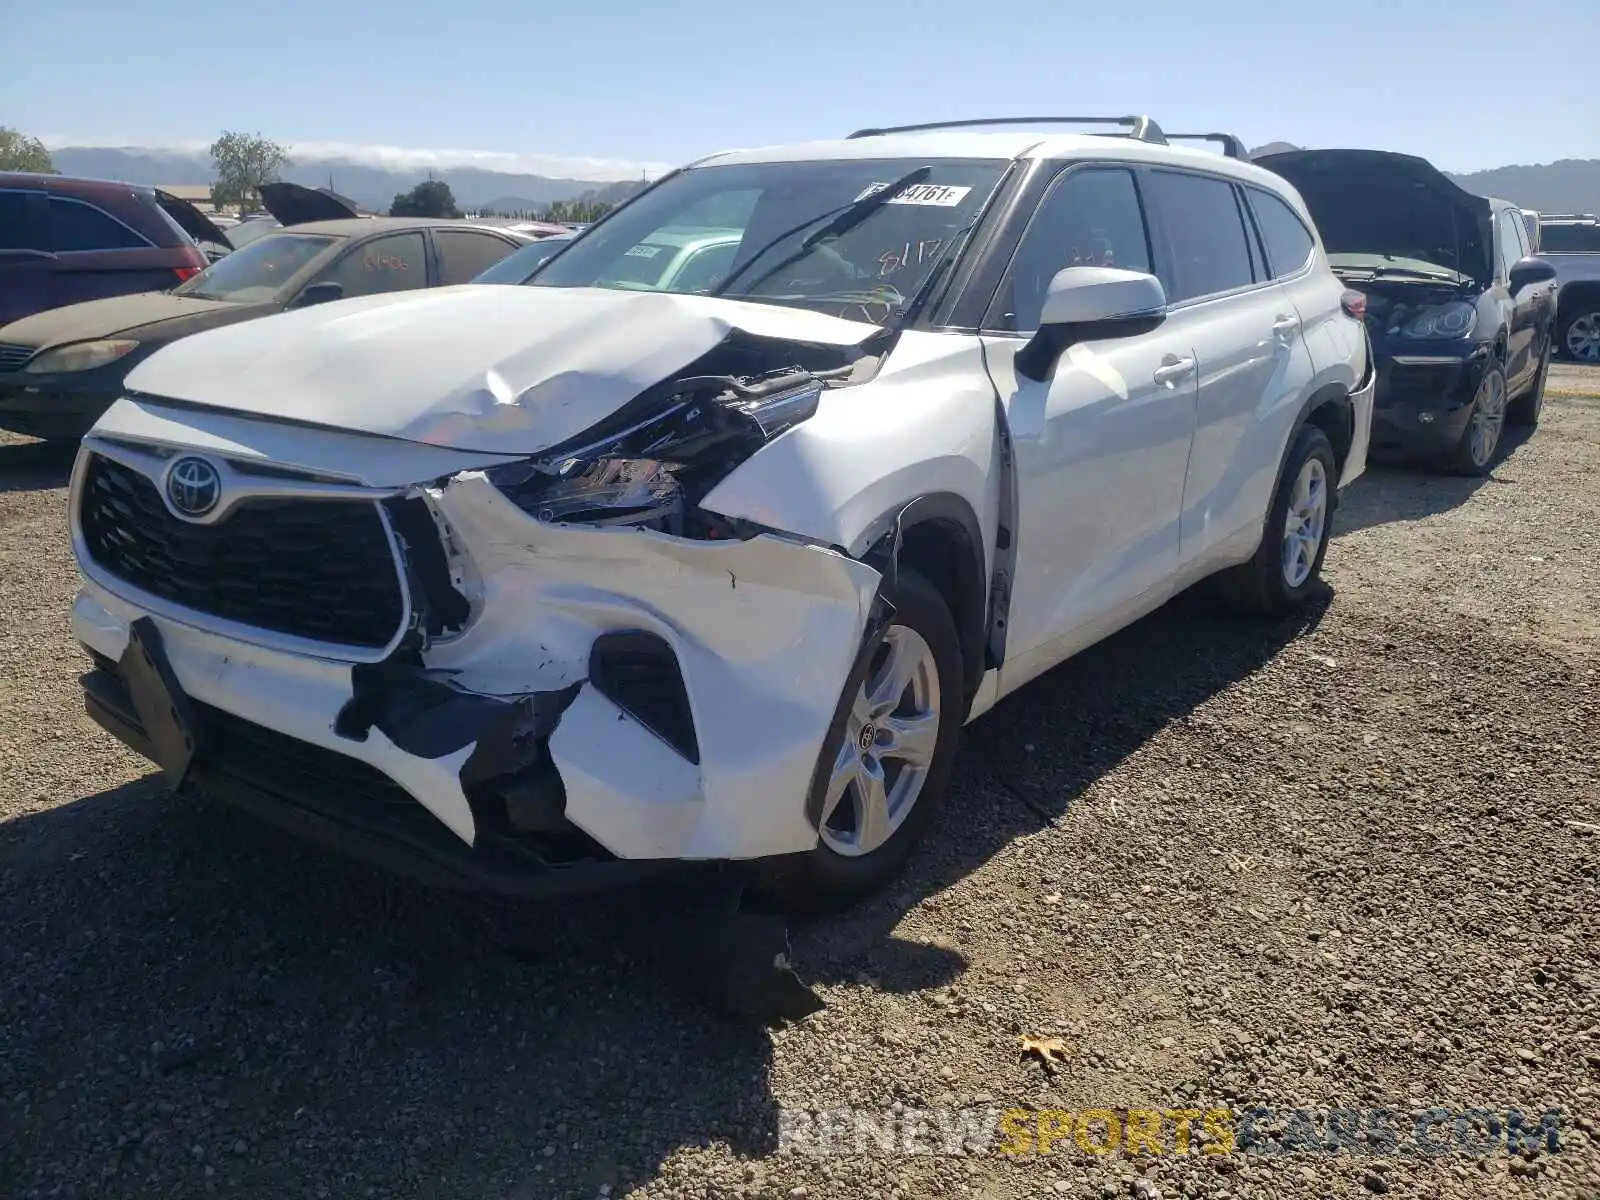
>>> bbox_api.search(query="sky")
[4,0,1596,178]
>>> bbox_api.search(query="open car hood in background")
[1255,148,1493,285]
[256,181,364,226]
[153,190,230,248]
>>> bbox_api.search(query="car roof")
[638,225,743,249]
[278,216,526,238]
[697,130,1293,189]
[0,170,159,198]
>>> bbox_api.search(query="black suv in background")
[1538,214,1600,363]
[0,173,226,326]
[1259,149,1558,475]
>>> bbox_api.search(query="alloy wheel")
[1468,370,1507,467]
[818,624,941,858]
[1281,456,1328,590]
[1567,311,1600,363]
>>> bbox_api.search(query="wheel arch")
[863,491,989,708]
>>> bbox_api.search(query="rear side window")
[989,167,1152,331]
[1148,171,1256,302]
[49,196,150,252]
[320,231,427,298]
[433,230,517,284]
[0,190,47,251]
[1248,187,1316,278]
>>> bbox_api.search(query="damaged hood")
[121,285,882,455]
[1256,148,1493,285]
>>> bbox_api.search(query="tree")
[209,131,290,212]
[541,198,613,225]
[390,179,461,218]
[0,127,55,173]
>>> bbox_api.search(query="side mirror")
[293,280,345,308]
[1017,267,1167,381]
[1508,255,1556,293]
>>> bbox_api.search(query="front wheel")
[1447,365,1507,476]
[1208,423,1337,616]
[1559,305,1600,363]
[751,568,963,914]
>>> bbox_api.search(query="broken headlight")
[484,373,826,533]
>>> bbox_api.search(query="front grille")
[197,700,420,811]
[0,343,37,372]
[79,453,405,648]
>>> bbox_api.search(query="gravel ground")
[3,368,1598,1200]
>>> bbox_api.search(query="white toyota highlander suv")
[69,116,1373,911]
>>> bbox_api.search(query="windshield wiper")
[712,165,932,298]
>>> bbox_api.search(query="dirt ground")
[2,368,1597,1200]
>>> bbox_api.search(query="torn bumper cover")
[73,474,882,897]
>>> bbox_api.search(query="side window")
[434,231,517,285]
[667,241,739,293]
[49,196,150,252]
[1248,187,1316,279]
[1147,171,1256,302]
[0,191,48,251]
[989,167,1152,331]
[319,231,427,298]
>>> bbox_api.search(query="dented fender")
[413,475,884,859]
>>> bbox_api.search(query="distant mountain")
[1446,159,1600,214]
[46,145,642,213]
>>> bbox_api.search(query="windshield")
[532,158,1009,323]
[472,237,572,284]
[174,234,337,302]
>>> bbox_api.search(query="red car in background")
[0,172,228,327]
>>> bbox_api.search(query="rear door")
[431,229,520,285]
[48,193,180,306]
[979,164,1199,674]
[0,187,54,324]
[1143,168,1314,569]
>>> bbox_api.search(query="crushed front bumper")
[1367,350,1486,458]
[72,469,883,895]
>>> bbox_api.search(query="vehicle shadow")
[1335,425,1534,535]
[787,587,1333,991]
[0,589,1329,1197]
[0,438,77,494]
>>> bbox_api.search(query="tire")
[1446,365,1508,476]
[1208,423,1337,616]
[1506,344,1550,428]
[750,568,963,914]
[1558,304,1600,364]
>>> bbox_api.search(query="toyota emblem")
[166,456,222,518]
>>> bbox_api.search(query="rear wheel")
[1209,423,1336,616]
[1447,365,1507,476]
[752,568,962,914]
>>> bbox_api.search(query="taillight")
[174,266,201,283]
[1340,289,1368,319]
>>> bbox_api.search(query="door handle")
[1152,355,1196,387]
[1271,314,1300,337]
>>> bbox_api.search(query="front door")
[979,165,1198,684]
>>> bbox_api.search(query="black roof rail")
[1167,132,1248,159]
[846,115,1168,146]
